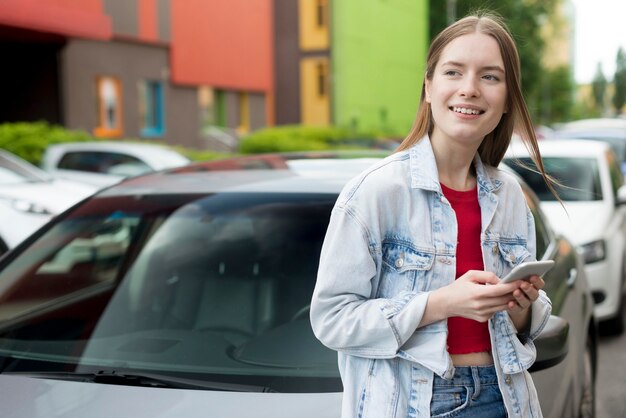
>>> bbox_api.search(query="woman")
[310,12,553,418]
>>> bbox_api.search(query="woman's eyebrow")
[440,61,505,73]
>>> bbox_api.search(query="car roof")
[557,118,626,131]
[97,152,387,197]
[506,138,610,159]
[46,141,189,161]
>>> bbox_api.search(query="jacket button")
[505,375,512,385]
[492,244,498,254]
[395,258,404,268]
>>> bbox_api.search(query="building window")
[94,76,123,138]
[299,0,329,50]
[317,62,328,97]
[316,0,327,27]
[139,80,165,137]
[236,92,250,135]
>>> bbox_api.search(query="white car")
[506,139,626,334]
[0,149,97,255]
[41,141,190,188]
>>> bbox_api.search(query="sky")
[571,0,626,84]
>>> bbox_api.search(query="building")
[0,0,427,150]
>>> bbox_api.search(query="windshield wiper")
[3,370,276,392]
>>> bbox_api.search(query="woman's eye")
[483,74,500,81]
[444,70,460,76]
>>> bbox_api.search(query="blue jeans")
[430,365,506,417]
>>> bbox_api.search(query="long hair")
[397,12,553,193]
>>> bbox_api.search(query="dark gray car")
[0,153,596,417]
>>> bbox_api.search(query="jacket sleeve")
[310,205,430,358]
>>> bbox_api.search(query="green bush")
[172,146,235,162]
[0,121,92,165]
[239,125,380,154]
[0,121,234,165]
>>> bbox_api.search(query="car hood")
[0,375,341,418]
[0,179,96,213]
[539,201,609,244]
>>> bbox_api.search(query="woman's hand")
[421,270,520,326]
[506,275,545,331]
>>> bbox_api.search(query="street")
[596,306,626,417]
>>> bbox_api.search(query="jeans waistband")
[433,365,498,387]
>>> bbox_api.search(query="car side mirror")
[529,315,569,372]
[616,184,626,205]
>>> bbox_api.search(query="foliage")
[537,65,574,124]
[0,121,232,166]
[429,0,558,121]
[613,47,626,115]
[238,125,383,154]
[173,146,235,162]
[0,121,91,165]
[592,63,608,111]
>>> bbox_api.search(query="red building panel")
[170,0,273,92]
[138,0,158,42]
[0,0,111,40]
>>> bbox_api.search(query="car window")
[507,157,603,201]
[57,151,152,175]
[522,188,551,258]
[0,214,139,322]
[0,192,340,392]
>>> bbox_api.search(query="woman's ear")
[424,78,431,103]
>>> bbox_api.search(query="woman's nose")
[459,75,480,97]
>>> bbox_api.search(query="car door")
[524,184,595,418]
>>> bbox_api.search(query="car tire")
[601,295,625,335]
[579,336,596,418]
[0,237,8,258]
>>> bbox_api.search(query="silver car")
[0,153,596,417]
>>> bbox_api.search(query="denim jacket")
[310,136,552,418]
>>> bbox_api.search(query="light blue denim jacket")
[310,136,551,418]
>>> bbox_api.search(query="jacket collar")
[408,135,502,193]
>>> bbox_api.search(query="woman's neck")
[430,136,479,191]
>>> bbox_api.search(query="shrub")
[239,125,380,154]
[0,121,91,165]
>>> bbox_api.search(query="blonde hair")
[397,12,550,185]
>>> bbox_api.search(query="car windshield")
[0,192,340,392]
[506,157,603,201]
[558,133,626,162]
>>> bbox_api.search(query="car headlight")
[580,240,606,264]
[10,199,53,215]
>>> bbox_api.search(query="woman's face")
[425,32,508,149]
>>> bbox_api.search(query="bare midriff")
[451,351,493,366]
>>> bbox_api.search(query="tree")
[592,63,607,111]
[613,47,626,115]
[542,65,574,123]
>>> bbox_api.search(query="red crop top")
[440,183,491,355]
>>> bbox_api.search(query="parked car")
[505,139,626,335]
[41,141,190,188]
[0,153,596,418]
[0,149,97,256]
[553,118,626,175]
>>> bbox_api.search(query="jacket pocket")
[379,241,434,297]
[495,241,532,277]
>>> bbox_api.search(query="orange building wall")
[0,0,111,39]
[170,0,273,92]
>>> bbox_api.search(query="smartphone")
[499,260,555,284]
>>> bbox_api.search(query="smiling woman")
[310,11,558,418]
